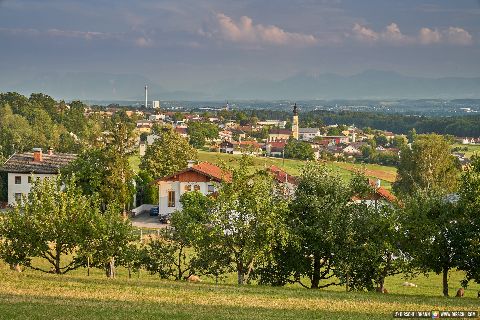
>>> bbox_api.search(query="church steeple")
[292,103,299,140]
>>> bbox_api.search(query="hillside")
[0,262,478,320]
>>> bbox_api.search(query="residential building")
[268,129,291,142]
[299,128,321,141]
[0,148,77,205]
[154,162,231,217]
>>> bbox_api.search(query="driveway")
[130,212,168,229]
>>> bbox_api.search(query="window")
[15,176,21,184]
[207,185,215,193]
[184,185,192,192]
[14,193,22,202]
[28,176,32,184]
[168,191,175,207]
[194,185,201,191]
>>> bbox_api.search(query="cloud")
[352,23,473,46]
[419,27,441,44]
[444,27,473,45]
[135,36,153,48]
[205,13,317,47]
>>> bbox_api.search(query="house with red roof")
[351,179,397,208]
[154,161,231,217]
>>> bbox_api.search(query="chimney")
[47,147,54,155]
[187,160,196,168]
[33,148,43,162]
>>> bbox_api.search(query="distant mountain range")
[4,70,480,101]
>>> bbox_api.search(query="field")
[0,261,478,320]
[129,151,397,189]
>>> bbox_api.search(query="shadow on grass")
[0,292,386,320]
[12,271,480,309]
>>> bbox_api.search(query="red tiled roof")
[156,162,231,183]
[192,162,231,182]
[175,127,188,134]
[269,129,291,135]
[268,165,298,185]
[268,141,287,148]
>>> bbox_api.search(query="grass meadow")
[0,260,478,320]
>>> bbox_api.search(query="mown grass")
[0,261,478,320]
[451,143,480,159]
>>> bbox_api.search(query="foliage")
[393,134,460,196]
[140,126,198,180]
[276,162,351,289]
[400,191,463,296]
[0,177,96,274]
[457,156,480,285]
[284,139,315,160]
[76,203,136,278]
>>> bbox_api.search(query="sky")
[0,0,479,92]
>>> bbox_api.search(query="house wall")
[7,172,57,205]
[158,180,217,216]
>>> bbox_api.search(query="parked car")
[158,213,171,224]
[149,206,159,216]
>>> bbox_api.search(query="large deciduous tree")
[285,162,351,289]
[457,156,480,285]
[393,134,460,196]
[140,126,197,180]
[401,191,462,297]
[0,177,97,274]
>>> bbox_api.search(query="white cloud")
[206,13,317,47]
[444,27,473,45]
[135,36,153,48]
[352,23,473,46]
[419,27,441,44]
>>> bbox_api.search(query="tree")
[407,128,417,143]
[76,203,136,278]
[393,134,460,196]
[401,191,462,296]
[63,119,136,210]
[140,126,197,180]
[284,139,315,160]
[457,156,480,285]
[0,177,97,274]
[173,157,288,285]
[283,163,351,289]
[374,134,388,147]
[335,175,407,292]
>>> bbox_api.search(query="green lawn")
[129,151,397,189]
[197,151,396,189]
[451,143,480,159]
[0,262,478,320]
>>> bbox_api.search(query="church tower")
[292,103,299,140]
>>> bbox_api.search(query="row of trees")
[0,154,479,295]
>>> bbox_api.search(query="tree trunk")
[345,271,350,292]
[55,247,62,274]
[442,266,449,297]
[237,261,244,285]
[311,255,321,289]
[106,257,116,278]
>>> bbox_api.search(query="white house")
[298,128,321,141]
[0,148,77,205]
[154,162,231,217]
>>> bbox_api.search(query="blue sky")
[0,0,479,91]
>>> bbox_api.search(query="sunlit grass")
[0,261,478,320]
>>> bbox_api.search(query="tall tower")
[292,103,299,140]
[144,85,148,108]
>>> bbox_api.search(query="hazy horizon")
[1,0,480,100]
